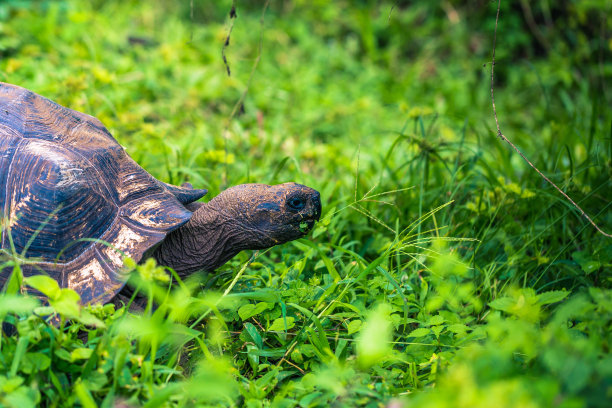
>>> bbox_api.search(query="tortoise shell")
[0,82,207,304]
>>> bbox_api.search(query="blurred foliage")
[0,0,611,406]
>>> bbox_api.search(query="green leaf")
[298,239,341,282]
[300,392,323,407]
[377,266,410,322]
[419,278,429,304]
[346,319,362,335]
[54,348,73,362]
[83,371,108,392]
[20,352,51,374]
[1,385,40,407]
[319,252,341,282]
[10,335,30,377]
[49,370,66,399]
[431,325,445,337]
[0,376,25,393]
[244,323,264,349]
[269,316,295,332]
[33,306,55,316]
[572,251,602,274]
[226,290,280,303]
[537,290,569,306]
[356,304,393,368]
[24,275,61,300]
[249,348,287,358]
[3,264,23,295]
[489,297,514,312]
[447,323,470,335]
[588,287,612,310]
[71,348,94,361]
[74,379,98,408]
[50,288,81,318]
[74,310,106,328]
[426,315,445,326]
[291,348,303,363]
[289,303,330,353]
[238,302,272,321]
[408,327,431,338]
[246,344,259,372]
[581,261,601,274]
[0,294,39,316]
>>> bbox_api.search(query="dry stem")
[490,0,611,238]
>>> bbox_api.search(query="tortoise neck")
[152,202,247,277]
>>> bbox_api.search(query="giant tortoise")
[0,82,321,305]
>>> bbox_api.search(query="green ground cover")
[0,0,610,406]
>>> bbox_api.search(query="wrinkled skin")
[152,183,321,276]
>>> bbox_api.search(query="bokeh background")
[0,0,610,406]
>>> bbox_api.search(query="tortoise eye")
[287,197,306,211]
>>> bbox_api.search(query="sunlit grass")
[0,0,610,407]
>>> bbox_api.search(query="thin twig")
[490,0,611,238]
[189,0,194,42]
[188,251,260,330]
[388,2,398,21]
[222,1,237,76]
[226,0,269,123]
[223,0,270,186]
[222,251,259,297]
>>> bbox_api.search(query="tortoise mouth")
[297,219,316,234]
[295,209,320,234]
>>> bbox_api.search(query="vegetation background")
[0,0,610,407]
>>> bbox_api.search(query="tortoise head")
[153,182,322,275]
[207,182,322,249]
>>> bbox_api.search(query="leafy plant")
[0,0,610,406]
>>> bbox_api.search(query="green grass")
[0,0,611,407]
